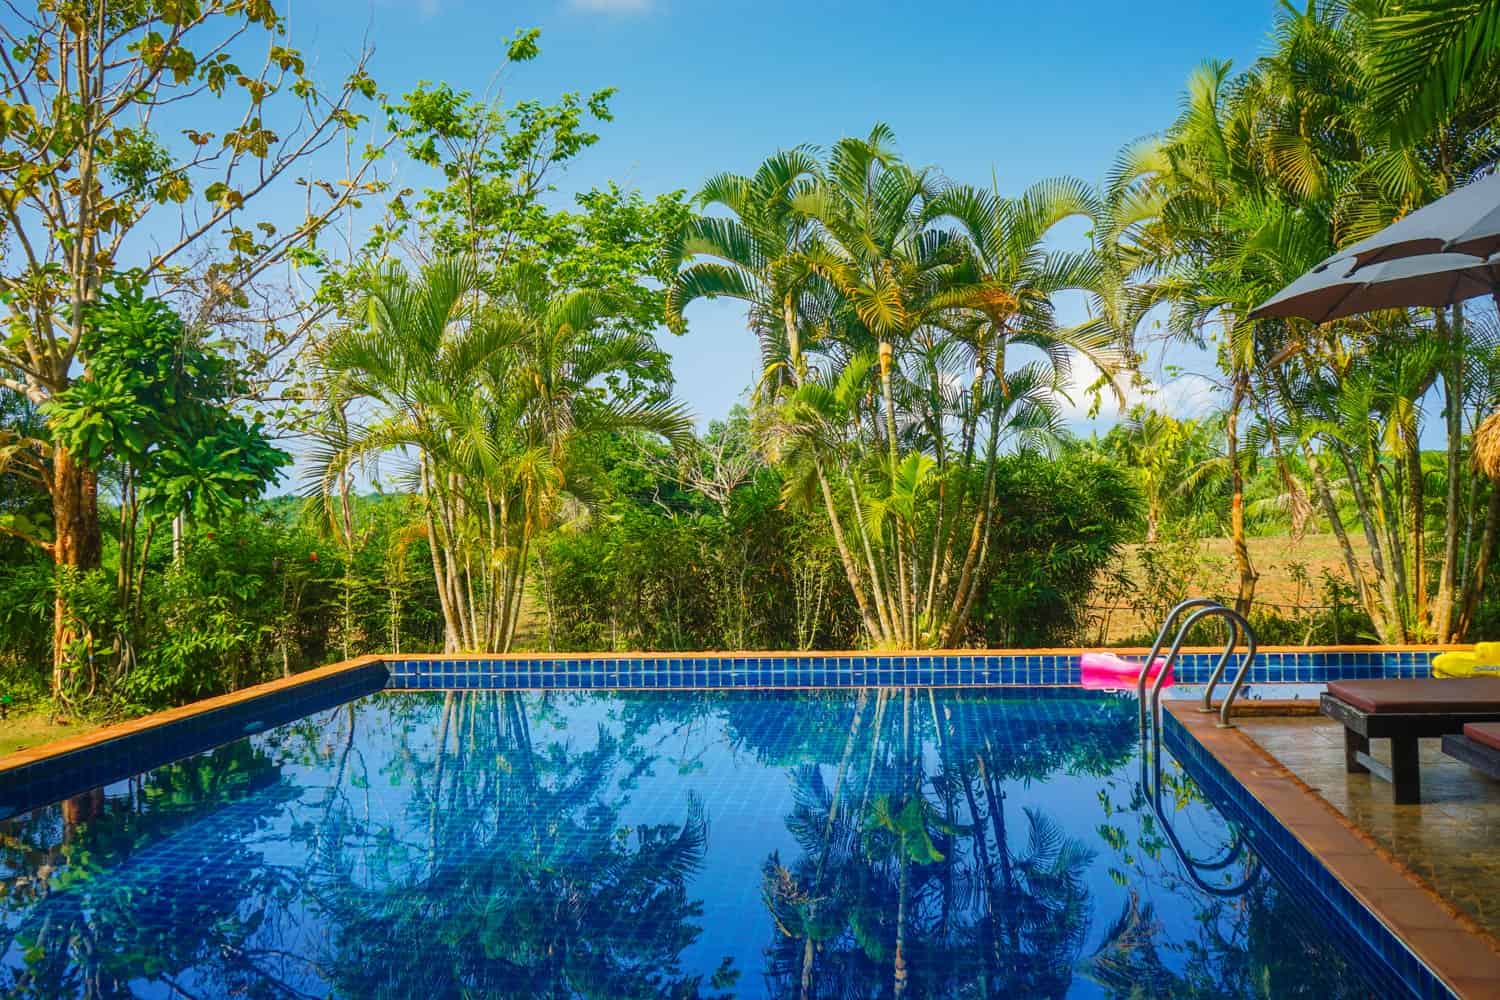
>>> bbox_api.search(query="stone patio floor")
[1240,715,1500,941]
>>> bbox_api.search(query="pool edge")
[1167,703,1500,999]
[0,654,387,775]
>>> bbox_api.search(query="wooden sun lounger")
[1441,722,1500,782]
[1319,678,1500,804]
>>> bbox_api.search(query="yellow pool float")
[1432,642,1500,678]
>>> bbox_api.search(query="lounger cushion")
[1465,722,1500,752]
[1325,677,1500,714]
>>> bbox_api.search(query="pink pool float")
[1079,651,1174,691]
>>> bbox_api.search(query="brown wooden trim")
[1209,698,1323,717]
[1441,733,1500,780]
[1169,704,1500,997]
[0,655,384,774]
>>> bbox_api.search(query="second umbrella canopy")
[1250,252,1500,324]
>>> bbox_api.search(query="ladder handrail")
[1148,604,1238,735]
[1138,600,1260,732]
[1203,608,1257,727]
[1198,616,1243,714]
[1151,604,1264,730]
[1136,597,1227,736]
[1136,599,1261,898]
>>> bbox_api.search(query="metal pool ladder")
[1136,597,1263,898]
[1135,597,1259,742]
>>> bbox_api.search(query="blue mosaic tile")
[0,661,388,821]
[379,647,1444,691]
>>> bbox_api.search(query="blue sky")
[298,0,1281,429]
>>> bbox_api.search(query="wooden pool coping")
[1169,704,1500,999]
[0,655,384,773]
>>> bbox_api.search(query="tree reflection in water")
[1,740,295,998]
[1,688,1377,999]
[306,691,723,999]
[755,689,1130,999]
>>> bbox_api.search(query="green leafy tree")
[1102,1,1500,637]
[0,0,381,683]
[674,126,1126,649]
[42,291,288,701]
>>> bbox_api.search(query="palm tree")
[1102,60,1273,615]
[1366,0,1500,145]
[785,128,979,647]
[924,177,1126,635]
[675,125,1124,649]
[312,258,691,652]
[667,148,901,639]
[666,147,824,389]
[301,691,717,999]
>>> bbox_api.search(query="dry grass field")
[1088,532,1372,644]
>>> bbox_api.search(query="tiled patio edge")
[1167,704,1500,999]
[0,655,387,818]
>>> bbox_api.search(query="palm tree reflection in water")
[759,689,1120,999]
[309,690,724,999]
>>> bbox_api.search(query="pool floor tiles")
[1240,716,1500,944]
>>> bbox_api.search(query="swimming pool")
[0,685,1418,998]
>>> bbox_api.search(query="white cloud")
[1058,354,1223,429]
[569,0,653,11]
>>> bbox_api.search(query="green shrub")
[967,452,1141,648]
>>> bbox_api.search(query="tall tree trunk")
[1457,483,1500,638]
[1374,469,1413,634]
[421,457,461,651]
[844,468,897,643]
[1305,446,1387,637]
[816,459,883,642]
[1430,304,1464,640]
[1407,434,1427,630]
[1334,445,1403,639]
[1226,369,1257,615]
[942,389,1007,646]
[49,444,102,701]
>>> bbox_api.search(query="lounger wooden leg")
[1344,728,1370,774]
[1390,736,1421,804]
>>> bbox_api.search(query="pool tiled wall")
[0,646,1449,821]
[383,647,1440,690]
[0,659,386,821]
[1165,712,1457,1000]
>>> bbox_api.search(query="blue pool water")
[2,689,1388,997]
